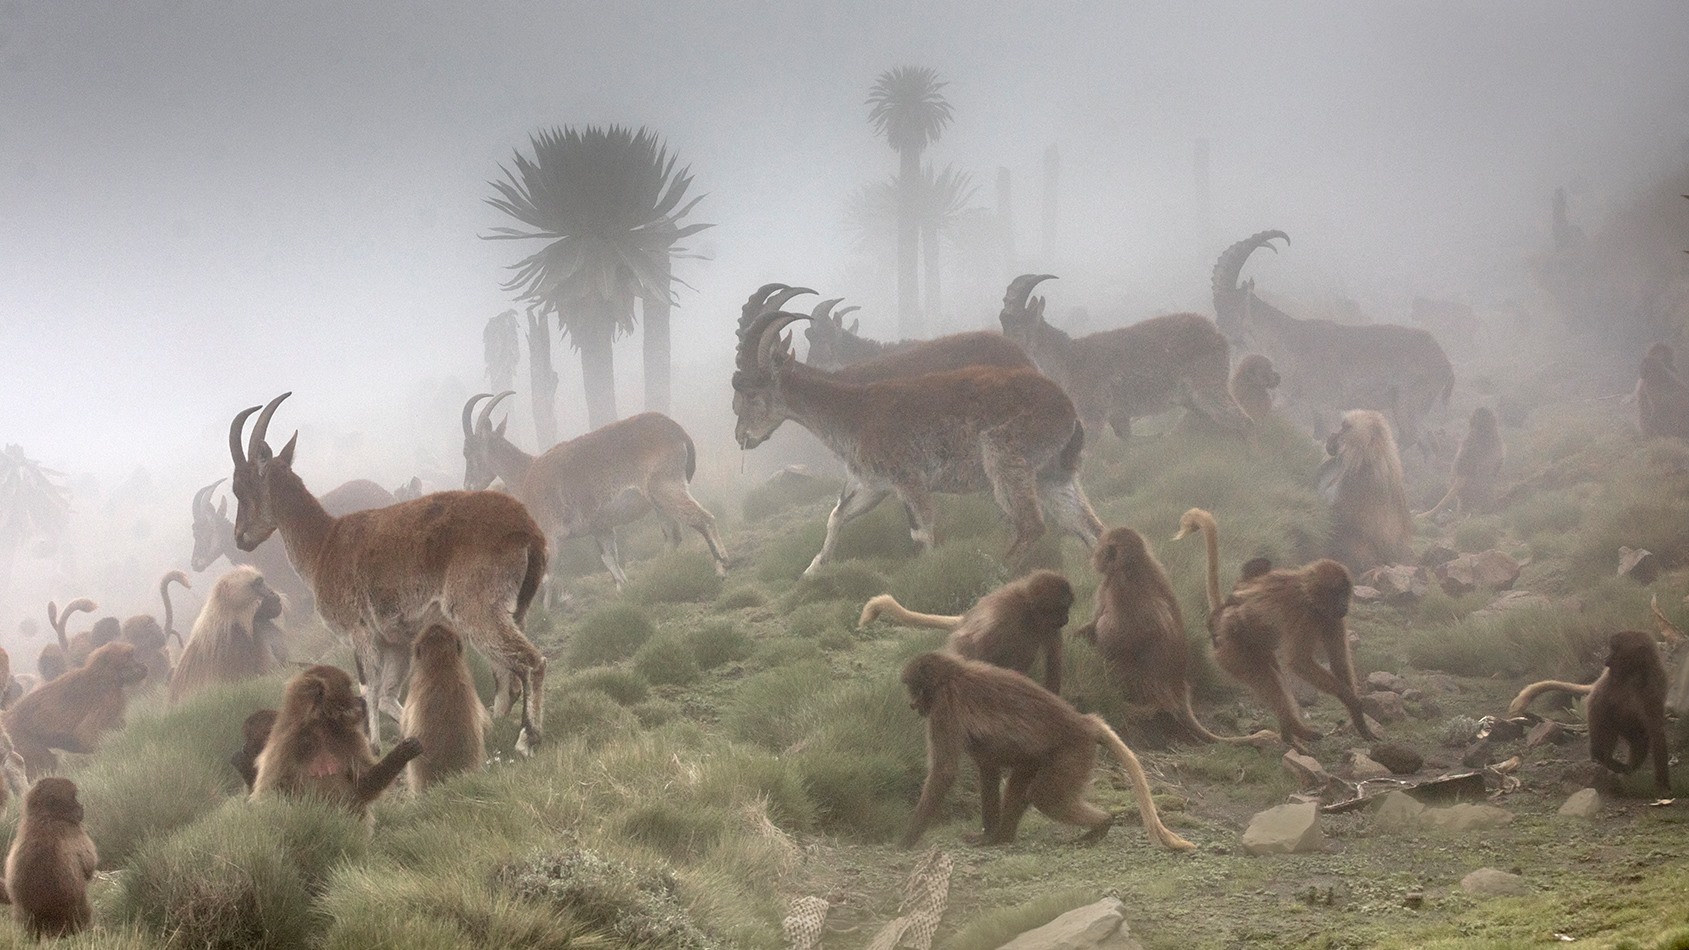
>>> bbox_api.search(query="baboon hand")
[390,736,423,764]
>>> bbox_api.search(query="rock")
[1409,696,1444,720]
[1404,771,1487,805]
[1367,671,1409,694]
[1362,691,1407,723]
[1423,803,1514,833]
[1558,788,1600,819]
[1345,750,1392,781]
[1370,743,1424,775]
[1460,739,1494,768]
[1371,790,1427,831]
[1526,721,1567,748]
[1242,802,1325,855]
[1358,565,1430,603]
[1351,585,1384,603]
[1479,717,1529,742]
[997,897,1145,950]
[1469,589,1550,619]
[1282,751,1330,790]
[1434,550,1521,595]
[1400,687,1424,702]
[1619,546,1660,583]
[1419,543,1459,568]
[1460,868,1529,897]
[1287,673,1320,707]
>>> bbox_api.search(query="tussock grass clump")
[1574,440,1689,573]
[321,865,604,950]
[625,549,725,604]
[499,848,722,950]
[937,889,1095,950]
[633,632,702,686]
[1404,590,1635,679]
[741,471,838,521]
[1507,486,1586,541]
[723,661,838,751]
[784,601,858,650]
[690,621,754,670]
[788,678,928,839]
[116,798,367,949]
[567,604,656,667]
[783,561,890,608]
[888,543,1004,616]
[744,637,824,670]
[1452,515,1506,552]
[713,585,766,611]
[550,690,641,749]
[559,666,650,706]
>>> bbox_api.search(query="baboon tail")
[1087,715,1196,852]
[1506,677,1598,716]
[682,429,697,482]
[1058,421,1086,474]
[857,594,963,631]
[513,534,548,625]
[1416,477,1464,519]
[1177,700,1281,749]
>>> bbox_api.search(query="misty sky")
[4,0,1688,488]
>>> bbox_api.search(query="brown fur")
[66,617,121,669]
[899,651,1194,851]
[1079,527,1279,747]
[1000,275,1251,438]
[169,566,286,705]
[400,623,489,792]
[804,299,1033,378]
[860,571,1073,693]
[1178,508,1374,750]
[230,393,548,754]
[40,599,96,682]
[1421,407,1505,518]
[1638,344,1689,440]
[4,778,97,938]
[251,664,421,818]
[231,708,278,791]
[120,571,186,690]
[736,301,1104,575]
[1230,354,1280,426]
[1318,410,1414,571]
[1509,630,1670,793]
[4,642,149,780]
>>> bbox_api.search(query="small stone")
[1559,788,1600,819]
[1352,585,1384,602]
[1359,565,1430,603]
[1370,743,1424,775]
[1409,696,1443,719]
[1423,803,1514,833]
[1367,671,1409,694]
[1282,751,1330,790]
[1241,802,1325,855]
[1526,721,1567,748]
[1362,691,1407,723]
[1434,550,1521,595]
[1460,867,1529,896]
[1419,543,1459,567]
[1481,717,1528,742]
[1405,771,1487,805]
[1619,547,1660,583]
[1345,750,1392,781]
[1470,589,1550,619]
[1372,790,1427,831]
[997,897,1145,950]
[1461,739,1494,768]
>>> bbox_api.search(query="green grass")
[566,604,656,668]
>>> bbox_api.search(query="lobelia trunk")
[897,147,922,338]
[525,309,559,446]
[575,298,619,430]
[642,261,672,415]
[922,222,942,329]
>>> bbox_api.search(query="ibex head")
[189,479,231,571]
[998,274,1057,345]
[461,391,515,490]
[228,392,299,552]
[733,306,811,450]
[800,298,849,369]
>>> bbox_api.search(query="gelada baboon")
[1508,630,1670,793]
[1637,343,1689,440]
[67,617,122,668]
[1177,508,1375,750]
[40,598,96,682]
[1420,407,1504,518]
[1230,354,1281,427]
[120,571,192,687]
[859,570,1074,693]
[900,651,1195,852]
[231,709,278,791]
[400,621,490,792]
[3,641,150,780]
[1078,527,1278,747]
[2,778,97,938]
[168,566,286,705]
[1317,409,1413,571]
[252,664,421,818]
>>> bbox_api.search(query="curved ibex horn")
[1212,231,1290,294]
[756,313,812,370]
[761,286,816,316]
[739,284,789,333]
[1003,274,1058,312]
[229,406,262,465]
[193,479,225,512]
[477,391,516,431]
[248,392,292,460]
[811,297,845,323]
[462,393,493,438]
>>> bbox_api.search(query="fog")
[2,0,1687,628]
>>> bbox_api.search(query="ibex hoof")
[515,726,540,758]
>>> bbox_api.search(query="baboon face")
[25,777,83,822]
[1304,561,1353,619]
[121,616,167,652]
[1605,630,1661,677]
[414,624,464,662]
[89,642,149,686]
[1023,571,1075,627]
[901,654,951,716]
[1238,355,1280,389]
[1092,527,1152,576]
[253,577,284,623]
[290,665,369,735]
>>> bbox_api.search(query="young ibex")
[228,393,548,755]
[801,296,1032,376]
[998,275,1251,439]
[1212,231,1454,451]
[732,300,1104,574]
[461,392,728,599]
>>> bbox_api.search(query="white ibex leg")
[805,481,889,575]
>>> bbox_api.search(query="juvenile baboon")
[1317,409,1413,571]
[66,617,122,668]
[40,598,96,682]
[3,642,150,779]
[858,570,1074,693]
[1637,343,1689,440]
[1078,527,1279,747]
[1177,508,1375,750]
[252,664,421,818]
[899,651,1195,852]
[1509,630,1670,793]
[3,778,98,938]
[1420,407,1504,518]
[119,571,189,688]
[168,566,286,705]
[230,709,278,791]
[1230,354,1281,426]
[400,622,489,792]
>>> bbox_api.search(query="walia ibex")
[228,393,548,755]
[800,295,1032,377]
[998,275,1251,439]
[461,391,728,600]
[1212,230,1454,450]
[733,293,1104,575]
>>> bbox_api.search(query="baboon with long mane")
[169,566,286,705]
[1318,410,1414,571]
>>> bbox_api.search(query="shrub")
[559,666,649,706]
[633,632,702,686]
[498,848,722,949]
[549,690,641,749]
[744,638,824,671]
[783,562,889,608]
[690,621,754,671]
[321,865,605,950]
[784,601,858,650]
[625,549,725,604]
[723,661,836,751]
[567,604,655,668]
[713,585,765,611]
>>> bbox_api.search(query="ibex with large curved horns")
[461,391,728,599]
[1212,230,1454,451]
[802,297,1032,377]
[228,393,549,755]
[999,274,1252,440]
[732,297,1104,574]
